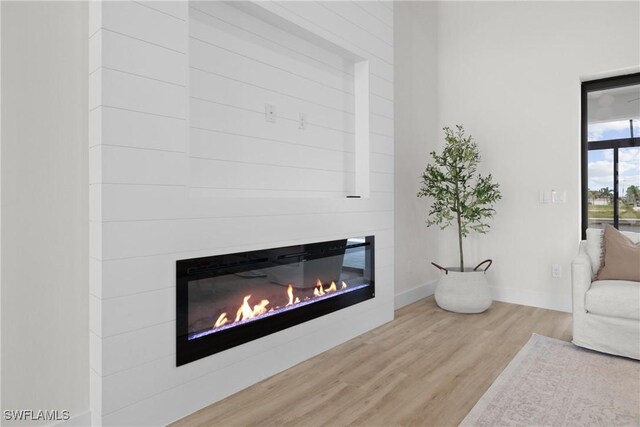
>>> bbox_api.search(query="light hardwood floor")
[172,297,572,427]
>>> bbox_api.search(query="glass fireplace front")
[176,236,374,366]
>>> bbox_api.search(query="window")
[582,73,640,238]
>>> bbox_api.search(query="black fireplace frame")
[176,236,374,366]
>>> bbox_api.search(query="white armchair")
[571,232,640,360]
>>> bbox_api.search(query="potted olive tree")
[418,125,501,313]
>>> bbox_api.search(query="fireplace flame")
[213,278,349,331]
[253,299,270,316]
[235,295,251,322]
[326,281,337,292]
[286,284,300,305]
[214,312,228,328]
[286,284,294,306]
[314,279,325,297]
[234,295,271,322]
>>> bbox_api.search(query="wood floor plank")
[171,297,572,427]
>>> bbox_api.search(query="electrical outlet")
[299,112,307,130]
[552,264,562,278]
[265,104,276,123]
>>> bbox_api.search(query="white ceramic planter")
[434,270,492,314]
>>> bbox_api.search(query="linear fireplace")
[176,236,375,366]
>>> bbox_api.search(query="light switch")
[539,191,547,204]
[540,190,567,204]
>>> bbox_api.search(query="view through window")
[582,74,640,236]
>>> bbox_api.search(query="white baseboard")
[51,410,91,427]
[394,282,572,313]
[490,286,572,313]
[394,280,437,310]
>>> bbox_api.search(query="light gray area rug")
[461,334,639,427]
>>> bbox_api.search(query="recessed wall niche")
[187,1,370,199]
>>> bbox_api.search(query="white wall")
[188,1,358,198]
[437,1,639,311]
[89,1,394,425]
[424,1,638,311]
[393,2,440,308]
[1,2,89,425]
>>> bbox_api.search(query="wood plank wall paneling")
[101,1,187,53]
[90,1,394,425]
[260,2,394,78]
[101,211,394,260]
[188,2,356,196]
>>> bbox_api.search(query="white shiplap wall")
[89,1,393,425]
[189,1,356,197]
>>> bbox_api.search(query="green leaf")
[417,125,502,269]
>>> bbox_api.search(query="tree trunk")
[457,211,464,271]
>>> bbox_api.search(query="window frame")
[581,72,640,239]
